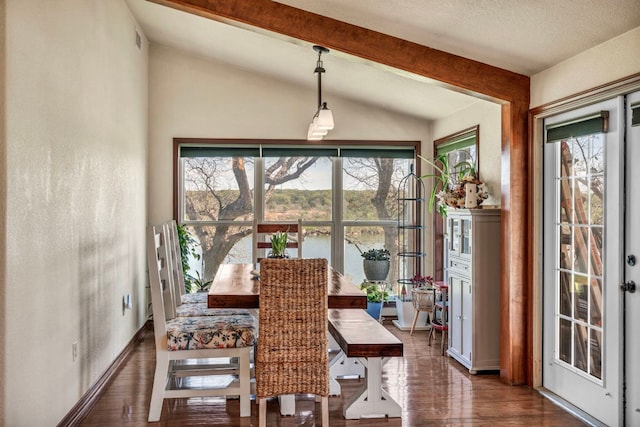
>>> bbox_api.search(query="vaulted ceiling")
[126,0,640,120]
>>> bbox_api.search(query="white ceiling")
[126,0,640,121]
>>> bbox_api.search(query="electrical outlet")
[72,342,78,362]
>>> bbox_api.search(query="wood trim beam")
[500,101,529,385]
[151,0,531,385]
[149,0,529,103]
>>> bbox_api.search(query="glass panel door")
[460,219,471,256]
[542,97,623,426]
[625,90,640,425]
[450,217,460,254]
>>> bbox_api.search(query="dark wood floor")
[79,321,587,426]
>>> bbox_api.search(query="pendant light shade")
[316,103,334,130]
[307,46,334,140]
[307,116,328,140]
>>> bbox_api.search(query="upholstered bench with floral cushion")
[180,292,208,304]
[166,314,257,350]
[175,303,251,318]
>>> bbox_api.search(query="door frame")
[529,75,640,412]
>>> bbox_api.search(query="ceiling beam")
[148,0,529,104]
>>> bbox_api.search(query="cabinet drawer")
[448,258,470,273]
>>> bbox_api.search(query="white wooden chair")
[146,224,256,422]
[252,219,303,264]
[162,221,251,317]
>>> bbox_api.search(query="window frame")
[173,139,421,277]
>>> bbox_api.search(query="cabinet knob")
[456,315,462,319]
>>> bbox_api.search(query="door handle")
[620,281,636,293]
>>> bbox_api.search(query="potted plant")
[360,281,389,321]
[268,230,289,258]
[187,270,213,292]
[418,154,488,216]
[361,248,391,281]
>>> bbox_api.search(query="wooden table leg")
[343,357,402,419]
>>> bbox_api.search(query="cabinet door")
[449,216,460,254]
[460,218,471,257]
[449,275,463,356]
[460,277,472,363]
[447,215,471,259]
[450,274,472,366]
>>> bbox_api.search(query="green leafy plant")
[359,281,389,303]
[176,224,200,293]
[360,248,390,261]
[187,270,213,292]
[269,231,289,258]
[418,154,479,217]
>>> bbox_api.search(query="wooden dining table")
[207,263,403,419]
[207,263,367,309]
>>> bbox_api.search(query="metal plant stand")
[393,164,428,331]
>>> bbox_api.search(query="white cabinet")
[445,208,501,374]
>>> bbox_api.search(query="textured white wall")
[148,44,432,223]
[531,26,640,108]
[2,1,148,425]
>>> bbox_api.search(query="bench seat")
[328,309,403,357]
[327,309,403,419]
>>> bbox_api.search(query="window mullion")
[333,156,343,271]
[255,157,265,222]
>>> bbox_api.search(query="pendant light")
[307,45,334,140]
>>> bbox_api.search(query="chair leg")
[427,327,434,346]
[441,330,447,355]
[321,395,329,426]
[148,352,169,422]
[410,309,420,335]
[259,397,267,427]
[239,347,251,417]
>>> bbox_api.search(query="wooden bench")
[328,309,403,419]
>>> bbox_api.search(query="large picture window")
[175,141,418,289]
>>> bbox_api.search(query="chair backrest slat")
[252,218,303,263]
[147,225,177,338]
[163,220,186,307]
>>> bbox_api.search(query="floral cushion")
[180,293,208,304]
[176,303,251,318]
[166,314,256,350]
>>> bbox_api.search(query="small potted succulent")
[361,248,391,281]
[359,281,389,321]
[268,231,289,258]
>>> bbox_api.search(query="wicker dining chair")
[256,258,329,427]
